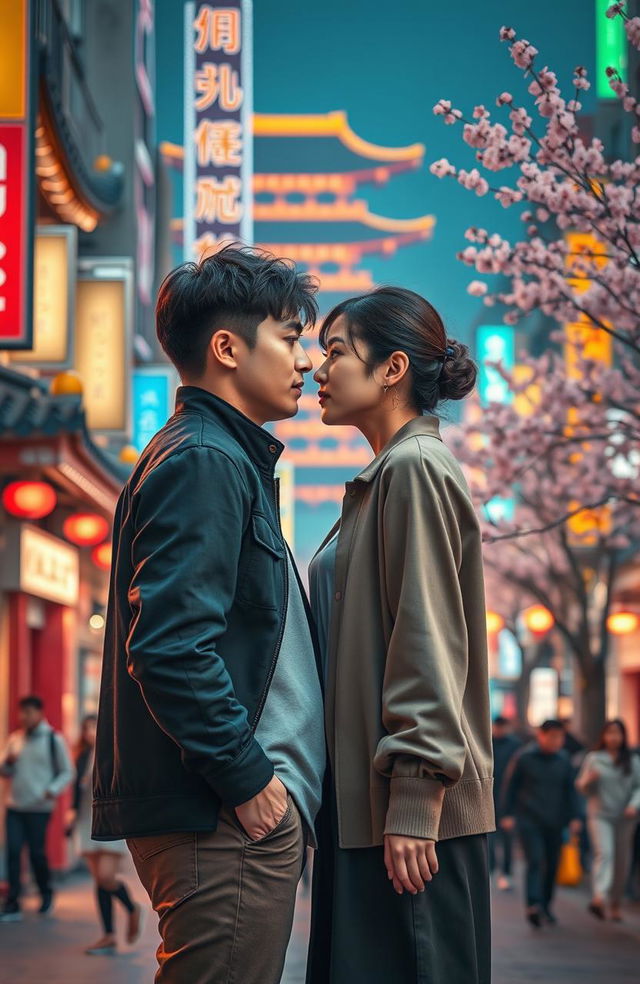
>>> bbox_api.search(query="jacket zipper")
[250,475,288,731]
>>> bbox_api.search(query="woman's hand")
[384,834,438,895]
[623,805,638,819]
[583,767,600,785]
[64,808,77,828]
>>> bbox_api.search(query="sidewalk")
[1,860,639,982]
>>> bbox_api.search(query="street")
[1,860,639,983]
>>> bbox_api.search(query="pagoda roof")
[0,366,129,501]
[253,112,425,163]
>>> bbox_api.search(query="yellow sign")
[276,460,295,548]
[12,228,76,365]
[20,526,79,606]
[0,0,27,119]
[75,275,130,431]
[564,232,612,539]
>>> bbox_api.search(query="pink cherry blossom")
[467,280,488,296]
[432,13,640,738]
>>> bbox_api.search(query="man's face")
[19,705,43,731]
[231,315,313,424]
[537,728,564,754]
[492,722,510,740]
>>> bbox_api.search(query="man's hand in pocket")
[235,774,288,841]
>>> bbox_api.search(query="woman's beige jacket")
[317,415,495,847]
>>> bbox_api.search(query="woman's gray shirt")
[576,750,640,820]
[308,531,339,682]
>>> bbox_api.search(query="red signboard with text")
[0,124,29,345]
[0,0,33,350]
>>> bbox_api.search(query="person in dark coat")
[490,716,521,890]
[502,719,582,928]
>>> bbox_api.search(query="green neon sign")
[595,0,628,99]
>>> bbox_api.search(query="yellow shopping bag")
[556,835,583,886]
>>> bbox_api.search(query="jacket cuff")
[204,737,274,808]
[384,777,446,841]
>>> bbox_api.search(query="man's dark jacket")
[503,744,581,829]
[93,386,298,839]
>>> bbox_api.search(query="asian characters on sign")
[188,2,249,258]
[132,369,175,452]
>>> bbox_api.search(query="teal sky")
[157,0,596,340]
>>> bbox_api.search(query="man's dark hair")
[156,244,319,378]
[493,715,510,726]
[19,695,44,712]
[538,719,564,733]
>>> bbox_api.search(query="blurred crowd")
[492,715,640,928]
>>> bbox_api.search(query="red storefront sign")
[0,123,30,346]
[0,0,33,350]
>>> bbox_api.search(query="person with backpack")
[0,695,74,921]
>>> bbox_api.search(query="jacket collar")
[354,415,442,485]
[175,386,285,475]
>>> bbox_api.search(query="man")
[93,246,326,984]
[502,719,582,928]
[0,696,74,921]
[489,715,521,890]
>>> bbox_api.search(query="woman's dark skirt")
[306,791,491,984]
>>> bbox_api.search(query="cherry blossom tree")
[433,5,640,738]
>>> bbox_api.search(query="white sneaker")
[0,908,23,922]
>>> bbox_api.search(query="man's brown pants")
[128,794,304,984]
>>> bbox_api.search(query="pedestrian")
[490,715,522,890]
[65,714,142,954]
[501,719,583,928]
[0,695,74,922]
[307,287,495,984]
[93,246,325,984]
[576,718,640,922]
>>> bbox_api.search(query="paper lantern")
[91,542,113,571]
[63,513,109,547]
[523,605,555,636]
[486,611,505,635]
[51,371,83,395]
[607,612,639,636]
[2,481,57,519]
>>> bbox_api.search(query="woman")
[576,718,640,921]
[307,287,494,984]
[67,714,142,955]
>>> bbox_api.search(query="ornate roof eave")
[0,366,128,510]
[160,110,426,169]
[253,112,425,163]
[36,77,124,232]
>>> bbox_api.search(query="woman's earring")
[382,384,389,395]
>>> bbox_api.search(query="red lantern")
[63,513,109,547]
[2,481,57,519]
[92,542,113,571]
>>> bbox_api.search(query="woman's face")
[313,316,385,426]
[603,723,624,752]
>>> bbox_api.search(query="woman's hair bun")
[437,339,477,402]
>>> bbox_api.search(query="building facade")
[0,0,172,874]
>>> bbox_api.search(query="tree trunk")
[578,660,607,746]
